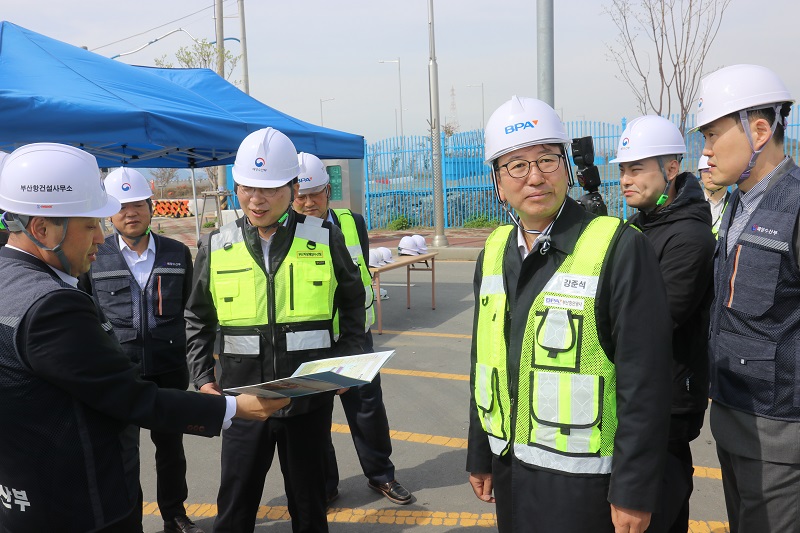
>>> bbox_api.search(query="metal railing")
[364,108,800,228]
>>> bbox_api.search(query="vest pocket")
[474,363,505,438]
[287,260,332,318]
[529,371,603,455]
[532,308,582,372]
[715,329,776,407]
[213,268,257,321]
[727,246,780,316]
[94,278,134,323]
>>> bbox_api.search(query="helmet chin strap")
[499,198,565,256]
[736,104,782,183]
[115,225,151,248]
[3,212,73,274]
[652,157,672,210]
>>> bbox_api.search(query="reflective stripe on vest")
[333,208,375,331]
[475,217,621,474]
[209,221,336,352]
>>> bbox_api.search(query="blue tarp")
[0,21,364,168]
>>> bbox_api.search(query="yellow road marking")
[147,503,729,530]
[380,329,472,339]
[381,367,469,381]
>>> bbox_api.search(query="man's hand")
[234,394,290,421]
[610,504,651,533]
[468,472,495,503]
[199,382,223,395]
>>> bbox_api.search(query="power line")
[91,1,235,52]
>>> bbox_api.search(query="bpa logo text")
[504,120,539,134]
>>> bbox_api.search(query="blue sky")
[4,0,798,143]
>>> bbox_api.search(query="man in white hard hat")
[0,143,288,532]
[613,115,716,533]
[697,155,730,238]
[292,152,412,506]
[186,131,366,532]
[79,168,202,533]
[467,97,673,533]
[693,64,799,532]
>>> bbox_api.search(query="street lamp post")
[379,58,405,176]
[467,83,485,130]
[319,97,335,126]
[428,0,448,246]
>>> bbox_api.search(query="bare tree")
[150,167,180,199]
[604,0,731,133]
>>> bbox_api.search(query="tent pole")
[191,167,201,246]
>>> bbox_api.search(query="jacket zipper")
[727,244,742,308]
[267,270,277,381]
[289,264,295,311]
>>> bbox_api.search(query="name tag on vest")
[543,274,598,298]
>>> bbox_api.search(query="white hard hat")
[297,152,329,193]
[690,64,794,132]
[698,155,710,171]
[104,167,153,203]
[368,249,385,267]
[411,234,428,253]
[377,246,395,264]
[0,151,8,168]
[0,143,121,218]
[398,235,420,256]
[232,127,300,188]
[610,115,687,164]
[484,96,570,164]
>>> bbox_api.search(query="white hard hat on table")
[411,235,427,253]
[232,128,300,188]
[377,246,395,263]
[104,167,153,203]
[398,235,420,256]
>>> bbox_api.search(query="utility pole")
[214,0,228,218]
[428,0,448,246]
[238,0,249,94]
[537,0,554,107]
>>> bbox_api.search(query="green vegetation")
[463,215,500,229]
[387,215,412,231]
[202,219,217,228]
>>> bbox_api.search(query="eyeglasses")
[499,154,564,178]
[295,188,328,202]
[238,185,284,198]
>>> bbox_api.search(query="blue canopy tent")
[0,21,364,239]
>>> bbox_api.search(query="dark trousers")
[492,453,614,533]
[325,372,395,491]
[325,330,395,489]
[648,411,704,533]
[214,403,333,533]
[717,443,800,533]
[144,366,191,522]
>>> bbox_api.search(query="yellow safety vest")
[474,216,621,475]
[209,218,336,356]
[711,198,729,239]
[332,208,375,331]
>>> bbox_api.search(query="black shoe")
[368,479,412,505]
[326,488,339,507]
[164,515,204,533]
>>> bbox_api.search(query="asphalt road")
[140,261,729,533]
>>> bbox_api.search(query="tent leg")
[191,167,201,246]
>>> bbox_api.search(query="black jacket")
[80,233,194,376]
[185,209,365,417]
[467,198,673,515]
[0,247,225,532]
[629,173,715,415]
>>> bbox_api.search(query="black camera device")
[571,136,608,216]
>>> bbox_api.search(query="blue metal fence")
[364,107,800,228]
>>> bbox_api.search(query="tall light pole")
[537,0,555,106]
[237,0,249,94]
[467,83,485,130]
[320,97,335,126]
[428,0,448,246]
[379,58,404,175]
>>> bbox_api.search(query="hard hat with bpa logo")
[104,167,153,203]
[484,96,571,164]
[0,143,121,218]
[690,64,794,132]
[297,152,330,194]
[411,235,427,253]
[698,155,710,171]
[398,235,420,256]
[368,249,385,268]
[377,246,395,264]
[232,127,300,188]
[610,115,686,164]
